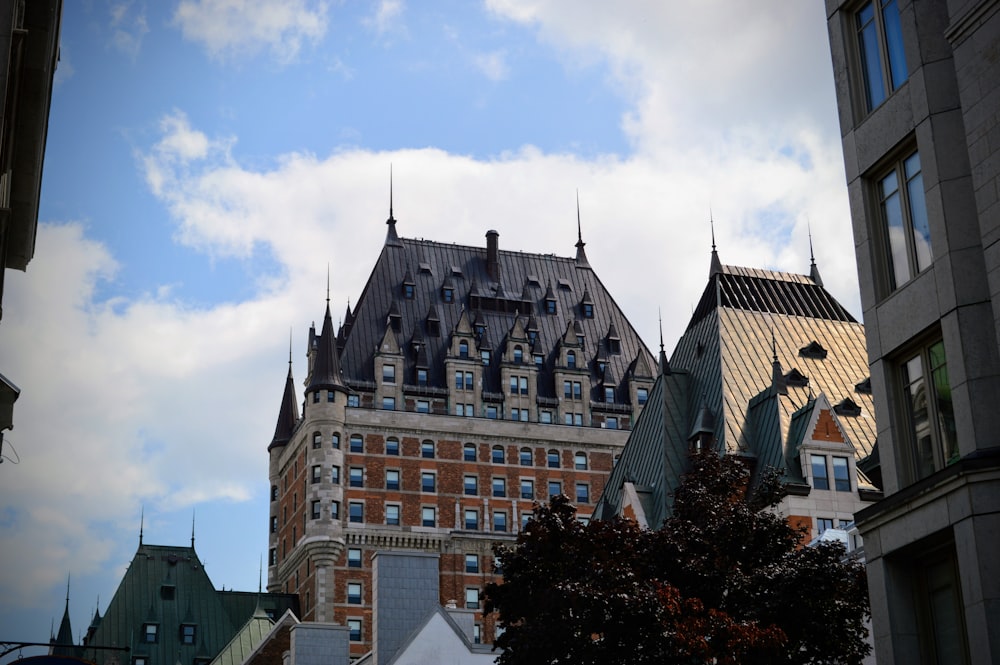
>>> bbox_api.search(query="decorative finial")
[191,509,196,549]
[389,163,394,222]
[709,208,723,277]
[65,573,70,605]
[288,329,293,367]
[574,190,590,267]
[326,264,330,304]
[771,327,777,363]
[807,219,824,286]
[139,505,144,546]
[258,555,263,594]
[710,206,716,251]
[658,308,670,375]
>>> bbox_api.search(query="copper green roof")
[207,607,273,665]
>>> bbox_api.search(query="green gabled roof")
[208,607,273,665]
[594,369,690,528]
[80,545,298,665]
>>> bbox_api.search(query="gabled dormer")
[526,314,539,346]
[503,317,530,365]
[440,275,456,304]
[543,281,557,315]
[606,322,621,354]
[401,268,415,299]
[387,301,402,332]
[799,340,828,360]
[449,309,476,360]
[580,288,594,319]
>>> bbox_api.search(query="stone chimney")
[372,551,440,665]
[486,230,499,280]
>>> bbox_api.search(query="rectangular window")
[486,405,498,419]
[421,472,436,492]
[348,395,360,407]
[519,376,528,395]
[330,500,340,520]
[575,483,589,503]
[510,376,518,395]
[349,467,363,488]
[605,387,615,403]
[385,504,400,526]
[811,454,830,490]
[465,372,474,390]
[331,433,340,449]
[311,465,321,484]
[464,475,478,496]
[548,480,562,498]
[382,364,396,383]
[464,443,476,461]
[269,548,276,565]
[312,433,322,449]
[547,450,559,468]
[832,456,851,492]
[521,479,534,499]
[350,435,363,453]
[573,382,582,399]
[143,624,158,644]
[386,469,400,491]
[817,517,835,535]
[328,390,334,402]
[856,0,907,112]
[573,413,583,426]
[520,448,532,466]
[455,403,466,416]
[511,407,520,421]
[492,477,506,497]
[271,515,278,533]
[180,625,195,645]
[879,151,930,291]
[606,417,618,429]
[421,441,435,458]
[455,371,463,390]
[563,381,572,398]
[491,446,504,464]
[421,506,435,527]
[466,588,480,610]
[385,439,398,455]
[347,583,362,604]
[348,619,361,641]
[540,410,552,424]
[521,512,532,528]
[349,502,363,523]
[416,399,430,413]
[493,511,507,532]
[382,396,395,411]
[901,340,958,479]
[417,368,428,386]
[347,548,361,567]
[311,500,321,520]
[271,485,278,501]
[464,509,478,530]
[331,465,340,484]
[481,350,491,365]
[466,553,479,573]
[637,388,648,405]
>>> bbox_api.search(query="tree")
[484,450,871,665]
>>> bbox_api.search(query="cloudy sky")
[0,0,856,651]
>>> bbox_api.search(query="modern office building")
[267,209,654,657]
[825,1,1000,661]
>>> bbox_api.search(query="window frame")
[421,441,435,459]
[385,504,400,526]
[873,149,930,294]
[520,478,534,499]
[347,582,362,605]
[385,469,400,491]
[464,474,478,496]
[897,338,958,481]
[421,471,436,493]
[348,501,364,523]
[347,547,362,568]
[421,506,436,527]
[854,0,908,114]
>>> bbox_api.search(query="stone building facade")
[825,0,1000,662]
[267,211,654,658]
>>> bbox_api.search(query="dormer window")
[459,340,469,358]
[533,353,544,366]
[567,350,576,369]
[442,287,454,302]
[545,299,556,314]
[799,341,828,360]
[834,397,863,416]
[583,303,593,318]
[403,283,414,299]
[604,386,615,403]
[513,345,523,363]
[143,623,158,644]
[417,368,428,386]
[180,624,196,645]
[608,338,620,354]
[481,350,491,365]
[528,330,537,343]
[475,323,486,337]
[418,262,432,274]
[784,368,809,387]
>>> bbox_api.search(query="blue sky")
[0,0,856,653]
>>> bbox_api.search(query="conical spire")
[808,223,824,286]
[771,328,787,395]
[268,338,300,451]
[385,165,402,247]
[658,309,670,375]
[709,210,723,277]
[53,575,75,656]
[575,190,590,268]
[306,300,351,397]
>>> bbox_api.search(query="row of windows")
[139,623,197,645]
[810,454,851,492]
[302,500,541,531]
[309,467,592,503]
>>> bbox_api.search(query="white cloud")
[173,0,328,64]
[109,1,149,58]
[363,0,405,36]
[473,49,509,81]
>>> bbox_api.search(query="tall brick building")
[266,206,654,657]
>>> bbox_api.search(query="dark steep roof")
[268,361,299,451]
[79,544,298,665]
[306,303,350,396]
[337,231,652,397]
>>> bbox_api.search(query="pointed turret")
[269,344,300,451]
[689,394,715,449]
[307,301,351,398]
[709,212,723,278]
[385,166,402,247]
[808,225,824,286]
[52,576,75,656]
[575,191,591,268]
[771,329,787,395]
[658,310,671,375]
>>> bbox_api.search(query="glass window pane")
[904,154,932,272]
[832,456,851,492]
[857,2,886,110]
[928,341,958,465]
[881,170,911,287]
[811,454,830,490]
[903,353,935,478]
[881,0,908,89]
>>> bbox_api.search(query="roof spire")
[771,327,787,395]
[574,190,590,268]
[808,221,824,286]
[191,509,196,549]
[139,505,144,546]
[385,164,402,247]
[658,308,670,375]
[709,207,722,277]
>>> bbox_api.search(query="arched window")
[519,447,533,466]
[331,433,341,449]
[459,340,469,358]
[547,450,560,468]
[567,351,576,369]
[574,452,587,470]
[350,435,363,453]
[492,445,505,464]
[312,432,322,449]
[464,443,476,462]
[513,345,523,363]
